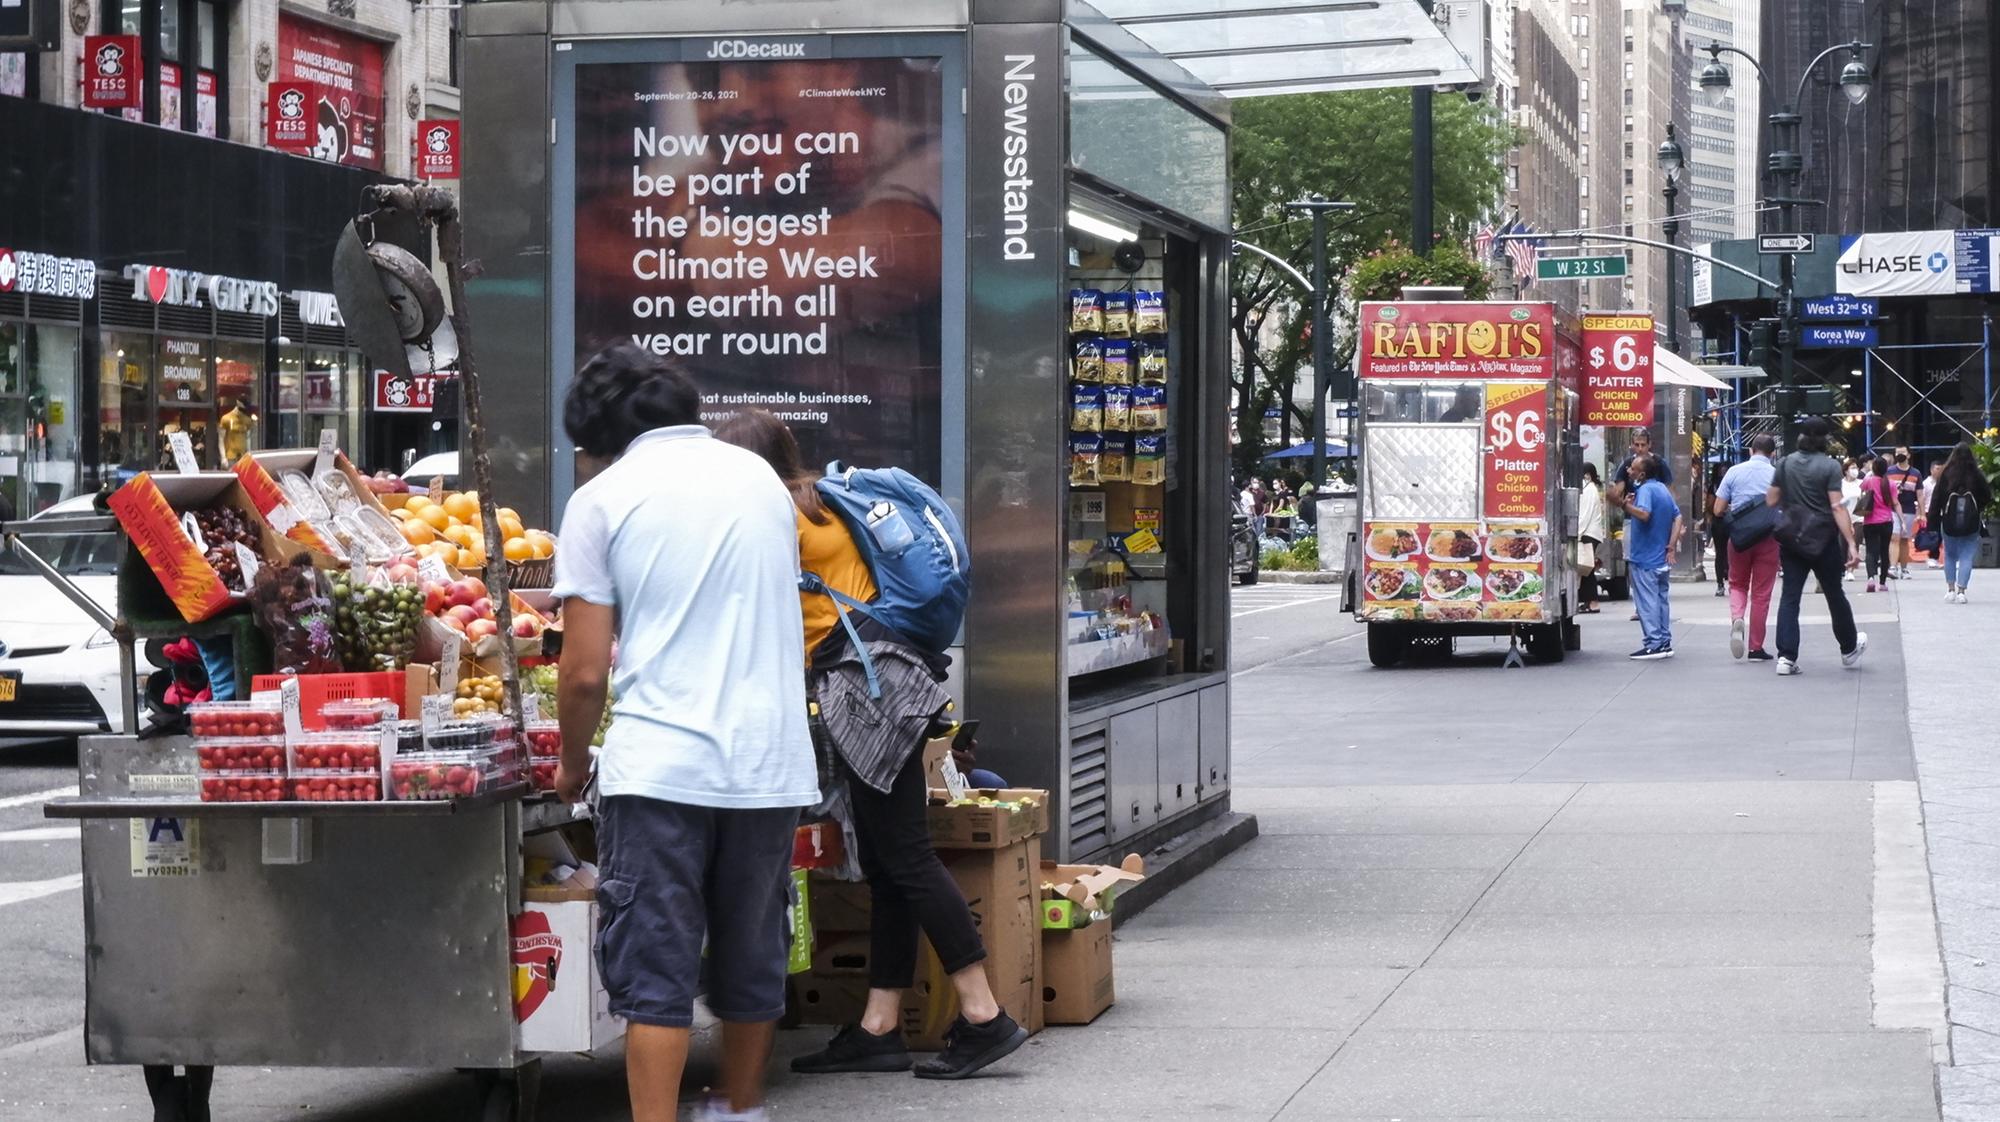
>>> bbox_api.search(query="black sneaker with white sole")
[790,1024,913,1074]
[1746,649,1775,662]
[912,1011,1028,1080]
[1628,645,1674,661]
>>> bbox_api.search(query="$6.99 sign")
[1580,313,1656,425]
[1484,382,1548,520]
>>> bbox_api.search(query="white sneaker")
[1729,618,1746,660]
[1776,657,1800,676]
[1842,631,1868,669]
[694,1099,771,1122]
[1956,591,1970,604]
[1947,587,1959,602]
[1930,559,1943,569]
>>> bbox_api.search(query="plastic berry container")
[528,758,557,792]
[319,698,401,731]
[425,720,498,754]
[288,732,383,772]
[288,770,384,802]
[200,771,287,803]
[389,752,495,801]
[524,720,561,759]
[393,720,426,756]
[187,700,284,740]
[195,737,287,773]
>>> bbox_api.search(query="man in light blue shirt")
[1618,453,1684,660]
[1712,435,1781,660]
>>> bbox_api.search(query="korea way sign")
[1758,233,1813,254]
[1800,325,1878,348]
[1536,253,1627,280]
[1799,295,1879,321]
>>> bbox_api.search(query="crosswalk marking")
[0,873,82,907]
[0,786,77,810]
[0,825,79,842]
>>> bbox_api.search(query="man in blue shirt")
[1711,435,1780,660]
[1617,453,1684,659]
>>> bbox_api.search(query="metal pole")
[1413,0,1435,257]
[1663,178,1680,352]
[1984,314,1993,430]
[1863,347,1874,450]
[1311,205,1331,493]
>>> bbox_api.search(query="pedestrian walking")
[1920,461,1945,569]
[1858,457,1897,591]
[550,345,821,1122]
[1707,463,1731,596]
[1616,452,1682,660]
[1839,460,1863,582]
[1888,449,1923,577]
[1928,441,1993,603]
[1767,417,1866,676]
[1577,463,1607,613]
[1713,435,1780,661]
[714,410,1029,1081]
[1608,428,1674,504]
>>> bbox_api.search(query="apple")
[471,597,494,619]
[446,604,481,627]
[385,561,418,584]
[461,576,488,600]
[425,583,446,615]
[467,619,500,641]
[445,579,482,610]
[511,615,543,639]
[441,614,467,634]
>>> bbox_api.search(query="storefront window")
[215,341,261,463]
[304,349,359,456]
[98,332,152,472]
[157,335,212,469]
[27,326,81,513]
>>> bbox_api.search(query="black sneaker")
[912,1011,1028,1080]
[1629,645,1674,661]
[790,1024,912,1074]
[1746,648,1775,662]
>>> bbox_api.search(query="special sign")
[1580,313,1656,425]
[1483,382,1548,520]
[1358,301,1556,380]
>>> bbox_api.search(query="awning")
[1654,349,1732,392]
[1095,0,1480,96]
[1265,438,1353,459]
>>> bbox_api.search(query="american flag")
[1473,223,1496,260]
[1506,225,1537,280]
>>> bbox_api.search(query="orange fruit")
[459,546,487,569]
[418,505,450,532]
[402,520,436,547]
[498,514,525,541]
[442,493,478,523]
[443,524,475,549]
[502,537,534,563]
[525,530,555,560]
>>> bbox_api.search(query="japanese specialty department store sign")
[1358,301,1556,380]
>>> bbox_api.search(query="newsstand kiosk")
[461,0,1238,862]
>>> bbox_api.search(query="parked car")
[1231,513,1259,586]
[401,452,459,492]
[0,496,154,737]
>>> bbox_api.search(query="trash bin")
[1978,522,1999,569]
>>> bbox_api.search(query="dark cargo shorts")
[595,795,799,1028]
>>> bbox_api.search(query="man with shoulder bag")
[1765,418,1866,676]
[1714,435,1781,661]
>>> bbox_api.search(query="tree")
[1230,89,1513,474]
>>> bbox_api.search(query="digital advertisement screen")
[571,54,945,481]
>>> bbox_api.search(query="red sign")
[1358,301,1557,380]
[1483,382,1549,520]
[266,80,316,151]
[1580,313,1657,426]
[82,35,141,110]
[373,370,441,413]
[416,119,460,178]
[277,15,385,169]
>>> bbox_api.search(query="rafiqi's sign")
[1357,302,1555,380]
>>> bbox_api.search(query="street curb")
[1110,810,1259,928]
[1255,571,1344,585]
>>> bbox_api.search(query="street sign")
[1536,253,1627,280]
[1799,295,1879,321]
[1800,325,1877,348]
[1758,233,1814,255]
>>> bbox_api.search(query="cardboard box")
[791,931,874,1026]
[925,788,1050,849]
[108,472,311,623]
[808,874,873,935]
[513,889,625,1052]
[1043,922,1115,1025]
[1040,855,1147,928]
[902,837,1043,1049]
[230,454,343,556]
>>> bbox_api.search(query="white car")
[401,452,459,492]
[0,496,154,737]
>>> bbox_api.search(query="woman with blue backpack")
[1927,442,1992,603]
[713,409,1027,1081]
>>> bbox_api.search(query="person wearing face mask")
[1839,460,1864,581]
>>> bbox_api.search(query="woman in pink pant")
[1712,435,1782,661]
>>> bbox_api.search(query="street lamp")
[1695,38,1873,448]
[1657,126,1684,353]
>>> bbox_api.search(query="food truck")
[1343,300,1583,667]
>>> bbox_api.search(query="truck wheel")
[1237,557,1259,586]
[1366,624,1407,668]
[1527,624,1566,663]
[1606,576,1629,601]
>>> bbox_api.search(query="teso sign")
[1579,312,1656,426]
[82,35,141,110]
[125,264,279,317]
[416,119,459,178]
[1357,302,1555,380]
[372,370,440,413]
[266,80,315,150]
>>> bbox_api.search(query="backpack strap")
[799,571,881,699]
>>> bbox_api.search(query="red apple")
[424,583,446,615]
[445,579,481,609]
[462,576,488,600]
[511,616,542,639]
[471,597,494,619]
[446,604,481,627]
[467,619,500,641]
[441,615,467,634]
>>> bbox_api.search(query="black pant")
[1863,521,1893,583]
[1713,531,1730,585]
[845,750,986,991]
[1579,537,1602,604]
[1776,534,1859,662]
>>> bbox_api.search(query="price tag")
[265,501,300,534]
[232,542,261,588]
[181,512,208,553]
[940,746,969,801]
[168,431,199,474]
[280,678,304,740]
[421,692,451,734]
[314,428,338,479]
[418,555,452,585]
[439,631,463,694]
[347,542,368,584]
[523,692,542,722]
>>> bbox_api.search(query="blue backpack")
[803,463,969,692]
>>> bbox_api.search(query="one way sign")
[1758,233,1814,254]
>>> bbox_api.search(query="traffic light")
[1744,321,1777,367]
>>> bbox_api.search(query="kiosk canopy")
[1097,0,1480,96]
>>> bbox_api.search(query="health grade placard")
[1483,382,1548,521]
